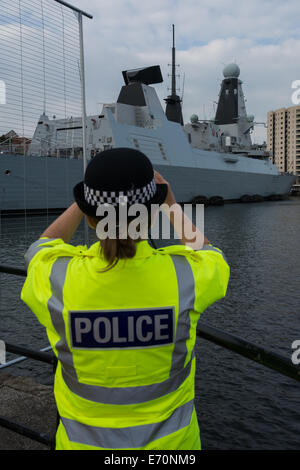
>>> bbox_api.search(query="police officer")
[21,148,230,450]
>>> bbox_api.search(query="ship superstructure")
[0,33,296,213]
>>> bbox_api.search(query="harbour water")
[0,199,300,450]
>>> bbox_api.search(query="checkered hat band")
[84,178,157,207]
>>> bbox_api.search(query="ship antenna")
[171,24,176,96]
[165,24,184,125]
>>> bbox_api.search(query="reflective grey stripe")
[25,238,59,268]
[61,357,193,405]
[47,256,194,405]
[61,399,194,449]
[170,255,195,375]
[199,244,228,263]
[48,257,77,379]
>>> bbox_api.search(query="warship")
[0,29,296,213]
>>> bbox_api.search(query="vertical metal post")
[78,12,88,174]
[78,11,89,243]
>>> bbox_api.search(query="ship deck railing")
[0,263,299,449]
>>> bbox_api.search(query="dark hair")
[100,238,137,271]
[90,215,148,272]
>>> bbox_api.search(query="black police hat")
[74,147,168,216]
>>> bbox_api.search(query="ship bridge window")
[133,138,140,149]
[158,142,167,160]
[225,89,229,95]
[57,126,83,132]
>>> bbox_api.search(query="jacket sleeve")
[24,238,59,268]
[158,243,230,314]
[190,244,230,313]
[21,238,84,331]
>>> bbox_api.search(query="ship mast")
[165,24,183,125]
[171,24,176,96]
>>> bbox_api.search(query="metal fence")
[0,0,92,150]
[0,0,92,450]
[0,0,92,223]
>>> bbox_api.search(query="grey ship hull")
[0,154,295,213]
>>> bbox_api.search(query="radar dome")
[223,63,240,78]
[247,114,255,122]
[190,114,199,123]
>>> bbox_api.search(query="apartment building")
[267,106,300,189]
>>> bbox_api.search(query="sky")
[0,0,83,137]
[1,0,300,143]
[72,0,300,144]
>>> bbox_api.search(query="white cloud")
[1,0,300,144]
[69,0,300,143]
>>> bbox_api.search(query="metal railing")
[0,336,58,449]
[196,323,300,382]
[0,264,59,448]
[0,353,58,449]
[0,262,299,449]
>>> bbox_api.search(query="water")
[0,200,300,450]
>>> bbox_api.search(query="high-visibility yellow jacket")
[21,238,230,450]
